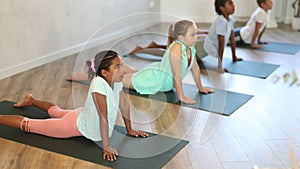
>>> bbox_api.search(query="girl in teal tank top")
[123,20,214,104]
[131,40,195,94]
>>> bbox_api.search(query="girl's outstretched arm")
[257,26,267,44]
[92,92,118,161]
[119,91,148,137]
[217,34,227,73]
[251,22,263,48]
[229,30,243,62]
[169,43,196,104]
[229,30,236,58]
[191,58,214,94]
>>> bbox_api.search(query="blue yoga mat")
[202,57,279,79]
[237,41,300,55]
[0,100,189,169]
[124,52,279,78]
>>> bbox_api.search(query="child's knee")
[48,106,68,118]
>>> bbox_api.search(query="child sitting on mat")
[122,19,214,104]
[234,0,273,49]
[0,50,148,162]
[204,0,243,73]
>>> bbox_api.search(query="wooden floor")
[1,23,300,169]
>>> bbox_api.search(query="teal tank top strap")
[173,40,196,69]
[174,40,196,57]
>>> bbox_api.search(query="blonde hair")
[167,20,196,47]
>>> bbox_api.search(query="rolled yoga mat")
[67,80,253,116]
[0,100,189,169]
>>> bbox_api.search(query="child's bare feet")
[129,45,143,55]
[146,41,159,48]
[14,93,33,108]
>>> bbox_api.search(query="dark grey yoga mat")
[236,41,300,55]
[201,57,279,79]
[0,100,188,169]
[123,83,253,116]
[67,80,253,116]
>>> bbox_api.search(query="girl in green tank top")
[122,20,214,104]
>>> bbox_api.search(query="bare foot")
[146,41,159,48]
[146,41,166,49]
[14,93,33,108]
[129,45,143,55]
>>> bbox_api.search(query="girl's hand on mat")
[217,67,228,74]
[128,129,149,138]
[103,146,118,161]
[199,87,214,94]
[250,44,263,49]
[258,41,268,45]
[180,96,196,104]
[233,57,243,62]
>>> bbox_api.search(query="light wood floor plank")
[265,139,300,169]
[222,161,253,169]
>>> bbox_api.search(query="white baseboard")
[0,19,160,80]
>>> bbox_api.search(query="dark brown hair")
[86,50,119,81]
[215,0,227,15]
[257,0,267,7]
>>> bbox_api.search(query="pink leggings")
[21,106,83,138]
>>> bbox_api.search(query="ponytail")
[86,59,96,81]
[166,20,195,47]
[167,24,175,48]
[86,50,119,81]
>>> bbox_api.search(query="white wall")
[283,0,295,24]
[160,0,294,23]
[160,0,215,22]
[0,0,160,80]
